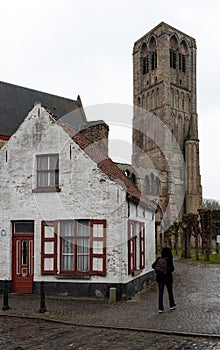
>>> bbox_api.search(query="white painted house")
[0,102,156,299]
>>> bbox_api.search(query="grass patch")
[183,254,220,264]
[173,249,220,264]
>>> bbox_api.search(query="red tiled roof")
[56,118,156,211]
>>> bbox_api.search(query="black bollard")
[39,281,47,313]
[2,279,9,311]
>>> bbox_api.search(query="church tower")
[132,22,202,226]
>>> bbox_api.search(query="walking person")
[152,247,176,313]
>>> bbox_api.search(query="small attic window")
[35,154,60,192]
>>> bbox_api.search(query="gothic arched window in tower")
[170,35,178,69]
[179,40,187,73]
[141,42,149,75]
[179,40,188,87]
[149,36,157,71]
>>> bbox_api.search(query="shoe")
[170,305,176,310]
[159,310,165,313]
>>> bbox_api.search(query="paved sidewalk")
[1,260,220,338]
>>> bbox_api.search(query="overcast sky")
[0,0,219,201]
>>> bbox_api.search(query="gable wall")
[0,105,126,282]
[0,104,155,289]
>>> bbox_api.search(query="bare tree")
[198,209,213,261]
[203,198,220,210]
[213,221,220,254]
[163,221,180,254]
[190,213,201,260]
[212,210,220,254]
[180,214,192,258]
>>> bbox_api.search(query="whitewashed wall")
[0,103,155,287]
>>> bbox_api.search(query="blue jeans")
[158,280,175,310]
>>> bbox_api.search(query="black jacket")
[152,256,174,283]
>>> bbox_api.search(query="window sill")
[32,187,61,193]
[56,274,91,280]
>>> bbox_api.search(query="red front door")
[12,226,34,293]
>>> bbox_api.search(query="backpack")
[154,257,167,275]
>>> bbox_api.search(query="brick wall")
[132,22,201,222]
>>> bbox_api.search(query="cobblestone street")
[0,317,220,350]
[0,260,220,349]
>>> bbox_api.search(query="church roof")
[0,81,87,137]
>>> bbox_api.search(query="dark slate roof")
[56,117,156,211]
[0,81,88,136]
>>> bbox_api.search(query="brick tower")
[132,22,202,227]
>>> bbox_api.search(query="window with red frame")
[60,220,106,276]
[41,221,57,275]
[128,220,145,275]
[37,154,59,189]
